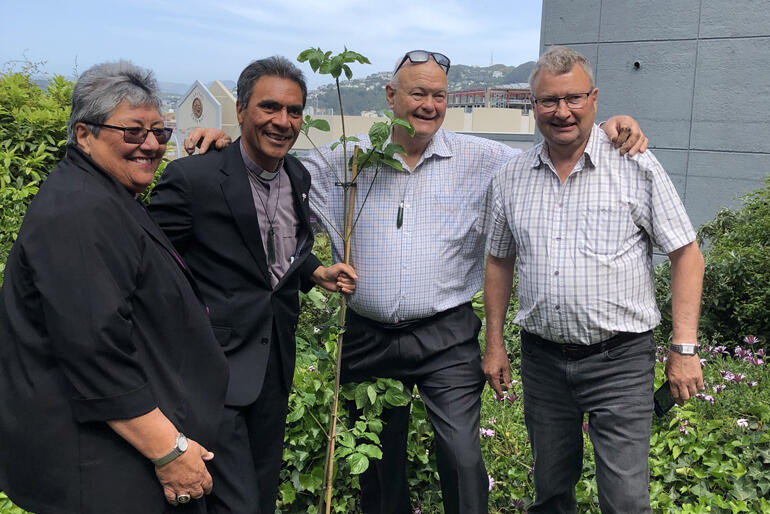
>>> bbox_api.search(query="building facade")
[541,0,770,228]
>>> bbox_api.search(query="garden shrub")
[656,178,770,348]
[0,70,71,280]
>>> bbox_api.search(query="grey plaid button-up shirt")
[487,124,696,344]
[303,129,519,323]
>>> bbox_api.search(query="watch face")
[177,434,189,452]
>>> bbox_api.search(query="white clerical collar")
[240,140,283,181]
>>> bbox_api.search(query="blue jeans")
[521,331,655,514]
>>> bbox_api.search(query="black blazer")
[149,140,321,405]
[0,146,228,514]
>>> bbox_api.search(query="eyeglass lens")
[124,127,173,144]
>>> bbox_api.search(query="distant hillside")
[307,61,535,115]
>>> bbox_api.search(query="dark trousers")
[342,304,488,514]
[206,327,289,514]
[521,330,656,514]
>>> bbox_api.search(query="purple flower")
[308,365,316,372]
[713,384,727,393]
[696,394,715,404]
[582,422,589,433]
[505,393,519,403]
[737,418,749,428]
[747,381,758,387]
[679,425,690,434]
[481,428,495,437]
[488,474,495,491]
[757,349,765,357]
[488,417,497,425]
[743,336,760,345]
[512,499,525,509]
[699,358,707,367]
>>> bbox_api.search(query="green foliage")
[0,71,71,278]
[297,48,370,81]
[0,493,30,514]
[656,178,770,347]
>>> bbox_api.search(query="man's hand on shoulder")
[312,263,358,294]
[184,128,232,156]
[665,351,705,405]
[601,115,649,157]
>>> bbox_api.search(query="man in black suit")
[149,56,356,514]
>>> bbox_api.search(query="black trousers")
[206,325,289,514]
[342,304,488,514]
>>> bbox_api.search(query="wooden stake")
[321,146,360,514]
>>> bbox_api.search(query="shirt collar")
[240,139,283,180]
[389,128,453,171]
[531,123,601,171]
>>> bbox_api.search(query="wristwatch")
[669,343,699,355]
[151,432,188,467]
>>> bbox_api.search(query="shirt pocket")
[581,201,636,255]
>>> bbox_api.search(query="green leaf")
[279,480,296,503]
[347,452,370,475]
[383,142,406,158]
[392,117,415,137]
[286,405,305,423]
[368,122,390,146]
[298,471,323,492]
[355,383,369,409]
[338,430,355,448]
[356,444,383,460]
[379,157,404,171]
[368,418,383,434]
[384,387,410,407]
[367,384,377,405]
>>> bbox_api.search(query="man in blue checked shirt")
[189,49,648,514]
[483,46,705,513]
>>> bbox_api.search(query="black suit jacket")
[0,146,228,514]
[149,140,321,405]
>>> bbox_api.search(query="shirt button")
[555,236,561,241]
[554,270,559,276]
[555,305,560,311]
[261,337,269,345]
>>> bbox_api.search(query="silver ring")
[176,494,191,504]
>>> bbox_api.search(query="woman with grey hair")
[0,60,227,513]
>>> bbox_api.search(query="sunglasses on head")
[393,50,451,76]
[83,121,174,144]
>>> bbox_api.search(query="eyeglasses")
[532,91,594,112]
[82,121,174,144]
[394,50,451,76]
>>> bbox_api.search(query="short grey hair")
[529,46,595,93]
[67,61,162,144]
[237,56,307,109]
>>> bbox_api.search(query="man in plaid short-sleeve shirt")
[483,46,705,513]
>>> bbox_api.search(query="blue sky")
[1,0,543,89]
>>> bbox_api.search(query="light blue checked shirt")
[303,129,519,323]
[487,124,696,345]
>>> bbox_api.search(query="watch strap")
[670,343,699,355]
[151,432,187,467]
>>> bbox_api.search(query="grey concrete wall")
[540,0,770,230]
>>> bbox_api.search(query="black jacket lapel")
[219,142,270,284]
